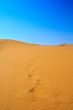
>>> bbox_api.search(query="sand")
[0,39,73,110]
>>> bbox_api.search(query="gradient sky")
[0,0,73,45]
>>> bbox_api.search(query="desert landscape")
[0,39,73,110]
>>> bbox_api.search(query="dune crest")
[0,39,73,110]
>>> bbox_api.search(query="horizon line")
[0,38,73,46]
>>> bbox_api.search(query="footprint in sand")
[28,79,40,94]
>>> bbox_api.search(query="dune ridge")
[0,39,73,110]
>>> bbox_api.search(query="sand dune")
[0,39,73,110]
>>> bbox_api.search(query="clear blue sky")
[0,0,73,45]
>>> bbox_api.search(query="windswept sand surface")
[0,40,73,110]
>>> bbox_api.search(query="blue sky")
[0,0,73,45]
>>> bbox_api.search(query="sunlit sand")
[0,40,73,110]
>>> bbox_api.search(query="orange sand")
[0,40,73,110]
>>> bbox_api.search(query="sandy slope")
[0,40,73,110]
